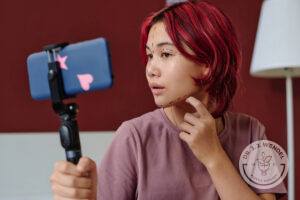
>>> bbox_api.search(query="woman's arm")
[97,122,138,200]
[178,97,276,200]
[205,148,275,200]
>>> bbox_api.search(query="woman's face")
[145,21,209,108]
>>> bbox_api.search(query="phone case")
[27,38,113,100]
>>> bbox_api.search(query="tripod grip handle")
[59,124,82,164]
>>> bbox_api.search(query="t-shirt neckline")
[158,107,228,138]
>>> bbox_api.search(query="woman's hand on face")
[50,156,97,200]
[178,96,224,167]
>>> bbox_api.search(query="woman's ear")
[197,64,210,78]
[202,64,210,76]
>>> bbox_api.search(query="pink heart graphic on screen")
[77,74,94,91]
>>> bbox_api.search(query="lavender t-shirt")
[97,108,287,200]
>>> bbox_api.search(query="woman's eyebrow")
[146,42,174,50]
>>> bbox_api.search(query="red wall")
[0,0,298,199]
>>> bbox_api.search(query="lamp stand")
[286,70,295,200]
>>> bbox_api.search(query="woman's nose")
[146,62,161,78]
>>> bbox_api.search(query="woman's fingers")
[179,121,198,135]
[51,183,92,199]
[51,171,92,189]
[183,112,199,125]
[77,156,97,177]
[54,160,82,177]
[186,96,210,117]
[50,157,98,200]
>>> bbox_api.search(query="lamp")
[250,0,300,200]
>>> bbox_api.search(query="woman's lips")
[151,87,165,95]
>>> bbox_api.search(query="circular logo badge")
[239,140,288,189]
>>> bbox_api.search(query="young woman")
[50,1,287,200]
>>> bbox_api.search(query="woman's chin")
[153,96,170,108]
[153,95,185,108]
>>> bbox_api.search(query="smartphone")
[27,38,114,100]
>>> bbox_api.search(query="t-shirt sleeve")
[97,121,138,200]
[249,117,288,200]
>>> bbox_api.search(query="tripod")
[44,43,82,164]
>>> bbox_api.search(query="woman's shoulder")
[225,111,267,141]
[115,108,163,136]
[126,108,162,125]
[226,111,265,129]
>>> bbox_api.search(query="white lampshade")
[250,0,300,78]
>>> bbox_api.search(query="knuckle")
[183,113,189,121]
[194,112,201,117]
[70,188,78,197]
[69,176,77,186]
[179,122,184,129]
[183,124,189,131]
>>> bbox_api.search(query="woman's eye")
[161,52,172,58]
[146,54,153,59]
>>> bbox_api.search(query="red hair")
[140,0,242,118]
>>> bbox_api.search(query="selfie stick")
[44,43,82,165]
